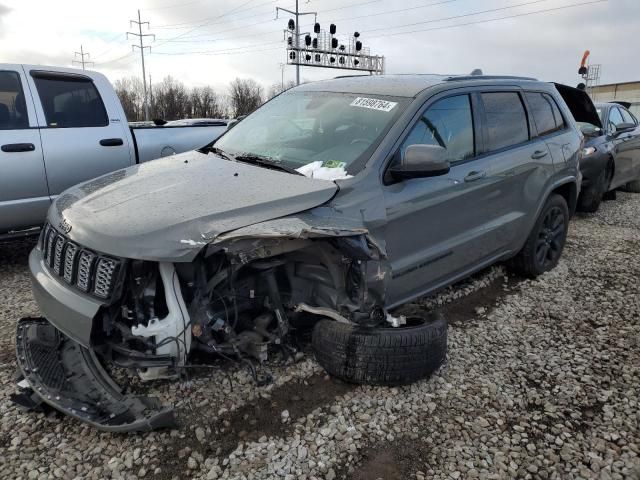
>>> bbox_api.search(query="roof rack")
[445,75,537,82]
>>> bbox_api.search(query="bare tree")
[114,75,234,121]
[114,76,145,121]
[229,78,264,117]
[191,86,226,118]
[267,80,296,100]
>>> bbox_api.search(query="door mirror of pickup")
[390,144,451,181]
[613,122,636,135]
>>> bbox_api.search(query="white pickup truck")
[0,64,227,239]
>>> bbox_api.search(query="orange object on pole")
[578,50,590,75]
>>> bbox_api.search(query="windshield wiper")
[234,154,303,176]
[208,146,233,161]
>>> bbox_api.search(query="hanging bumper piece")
[13,317,176,432]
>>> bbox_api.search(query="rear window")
[33,74,108,128]
[525,92,565,136]
[0,71,29,129]
[481,92,529,151]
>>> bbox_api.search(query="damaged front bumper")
[14,317,176,432]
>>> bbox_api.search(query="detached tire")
[312,313,447,386]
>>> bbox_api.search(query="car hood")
[49,151,338,261]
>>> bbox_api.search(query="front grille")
[41,223,122,301]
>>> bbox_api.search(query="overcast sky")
[0,0,637,93]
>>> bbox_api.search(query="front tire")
[312,313,447,386]
[513,193,569,277]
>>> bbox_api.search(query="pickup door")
[24,69,134,197]
[0,66,49,235]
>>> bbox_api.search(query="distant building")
[589,81,640,117]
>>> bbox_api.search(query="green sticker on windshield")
[323,160,347,169]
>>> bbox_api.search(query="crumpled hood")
[49,151,338,261]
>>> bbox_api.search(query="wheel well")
[605,155,615,186]
[552,182,577,216]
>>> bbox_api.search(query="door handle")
[531,150,548,159]
[1,143,35,153]
[99,138,124,147]
[464,170,486,182]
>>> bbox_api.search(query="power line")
[154,40,283,55]
[142,0,208,12]
[157,0,384,43]
[367,0,607,38]
[298,0,466,29]
[72,45,94,70]
[154,0,259,47]
[155,0,606,59]
[364,0,554,34]
[128,10,155,120]
[153,0,280,29]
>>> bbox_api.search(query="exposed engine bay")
[103,234,387,382]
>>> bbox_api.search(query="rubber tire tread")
[312,313,447,386]
[512,193,569,278]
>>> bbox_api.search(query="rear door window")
[548,95,566,130]
[400,94,475,163]
[0,71,29,129]
[32,74,108,128]
[620,107,637,125]
[524,92,556,136]
[481,92,529,151]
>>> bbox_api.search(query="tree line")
[115,75,295,122]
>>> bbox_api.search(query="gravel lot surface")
[1,192,639,480]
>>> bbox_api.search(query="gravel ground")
[1,192,639,480]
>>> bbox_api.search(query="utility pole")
[276,1,316,85]
[72,45,93,70]
[128,10,155,121]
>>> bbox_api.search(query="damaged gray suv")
[16,74,595,431]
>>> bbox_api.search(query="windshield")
[214,91,408,177]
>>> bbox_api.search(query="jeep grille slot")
[41,223,121,301]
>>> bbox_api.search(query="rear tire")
[623,179,640,193]
[513,194,569,277]
[312,313,447,386]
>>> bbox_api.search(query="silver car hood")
[49,151,338,261]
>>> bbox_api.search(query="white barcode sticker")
[350,97,398,112]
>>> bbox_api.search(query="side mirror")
[580,123,602,137]
[389,144,450,181]
[614,122,636,135]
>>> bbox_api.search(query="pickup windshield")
[214,91,408,176]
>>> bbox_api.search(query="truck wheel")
[312,313,447,386]
[578,166,608,213]
[513,193,569,277]
[623,179,640,193]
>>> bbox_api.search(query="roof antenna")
[470,68,483,76]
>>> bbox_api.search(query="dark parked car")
[578,102,640,211]
[16,74,593,431]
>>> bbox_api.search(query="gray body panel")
[51,151,338,261]
[32,75,584,342]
